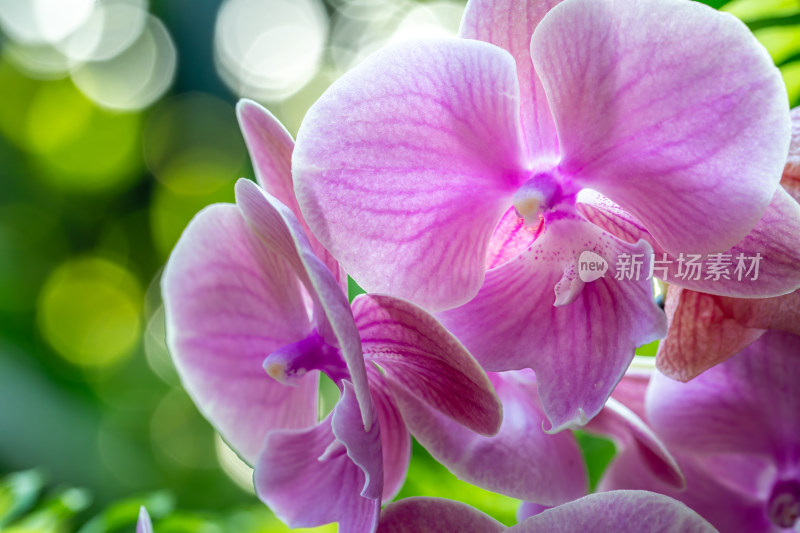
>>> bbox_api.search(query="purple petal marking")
[439,214,666,430]
[459,0,563,158]
[485,206,543,270]
[378,497,505,533]
[255,382,381,533]
[293,39,529,311]
[390,370,586,504]
[351,293,502,436]
[236,99,347,291]
[533,0,791,256]
[367,366,411,502]
[234,179,373,430]
[647,330,800,466]
[137,507,153,533]
[576,190,650,246]
[511,491,716,532]
[162,203,318,464]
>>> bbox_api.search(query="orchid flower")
[291,0,791,430]
[376,492,716,532]
[650,108,800,380]
[161,102,502,532]
[137,507,152,533]
[600,331,800,532]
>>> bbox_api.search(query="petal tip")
[544,407,590,434]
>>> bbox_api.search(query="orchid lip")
[767,479,800,529]
[263,330,350,385]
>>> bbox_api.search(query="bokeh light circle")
[71,15,176,111]
[0,0,94,44]
[390,1,463,42]
[57,0,148,63]
[38,257,143,368]
[214,0,328,101]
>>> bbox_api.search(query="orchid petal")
[137,507,153,533]
[656,286,767,382]
[533,0,790,255]
[485,206,542,270]
[783,107,800,198]
[647,330,800,465]
[575,190,650,246]
[586,397,684,490]
[389,370,586,504]
[367,366,411,502]
[516,502,550,522]
[352,293,501,436]
[511,491,716,533]
[332,381,384,501]
[379,493,715,532]
[234,179,373,429]
[378,497,504,533]
[608,356,654,419]
[255,382,381,533]
[293,39,528,311]
[719,290,800,335]
[600,451,772,532]
[579,188,800,299]
[459,0,562,158]
[439,215,666,430]
[236,100,294,213]
[236,100,346,291]
[162,203,318,464]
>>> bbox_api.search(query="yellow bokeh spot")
[38,257,143,368]
[158,148,241,196]
[150,182,235,259]
[25,77,94,154]
[0,56,143,193]
[723,0,799,20]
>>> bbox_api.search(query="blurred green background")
[0,0,798,531]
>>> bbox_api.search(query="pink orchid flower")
[652,109,800,380]
[291,0,792,430]
[376,492,716,532]
[162,102,501,532]
[600,331,800,532]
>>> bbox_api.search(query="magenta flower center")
[767,479,800,529]
[263,330,350,384]
[512,168,579,225]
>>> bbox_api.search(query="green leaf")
[3,487,92,533]
[574,431,617,492]
[0,470,47,527]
